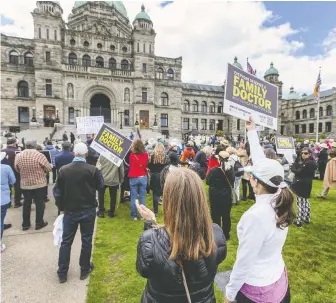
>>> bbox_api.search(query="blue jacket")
[45,145,59,166]
[1,164,16,206]
[55,151,75,171]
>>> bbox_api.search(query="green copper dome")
[134,4,152,22]
[264,62,279,77]
[233,56,243,70]
[285,87,301,100]
[73,1,128,18]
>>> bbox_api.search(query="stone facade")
[1,1,335,140]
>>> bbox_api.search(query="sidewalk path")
[1,186,90,303]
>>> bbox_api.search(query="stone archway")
[90,93,111,123]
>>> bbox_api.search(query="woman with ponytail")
[225,116,295,303]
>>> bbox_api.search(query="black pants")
[58,208,96,276]
[236,286,290,303]
[242,179,255,200]
[210,201,232,240]
[10,172,22,205]
[98,185,118,215]
[22,187,45,228]
[52,167,57,183]
[318,163,327,180]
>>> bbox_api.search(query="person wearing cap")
[318,143,328,180]
[1,151,16,252]
[225,117,294,303]
[56,142,104,283]
[14,140,52,231]
[55,141,75,172]
[1,137,22,208]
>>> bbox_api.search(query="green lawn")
[87,180,336,303]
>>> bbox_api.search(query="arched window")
[209,102,215,113]
[9,50,19,64]
[109,58,116,69]
[167,68,174,80]
[83,41,89,47]
[67,83,74,99]
[201,101,207,113]
[122,46,127,53]
[319,107,323,117]
[68,107,75,124]
[295,111,300,120]
[156,68,164,79]
[217,102,223,113]
[161,93,168,106]
[309,108,315,118]
[192,100,198,112]
[110,45,115,51]
[18,81,29,97]
[24,52,33,66]
[82,54,91,66]
[70,39,76,46]
[124,88,130,103]
[121,59,129,70]
[302,109,307,119]
[183,100,190,111]
[326,105,332,116]
[68,52,77,65]
[96,56,104,68]
[97,43,103,49]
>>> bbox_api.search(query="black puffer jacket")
[136,224,227,303]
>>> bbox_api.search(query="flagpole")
[315,67,321,143]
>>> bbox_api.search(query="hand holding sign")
[245,116,256,131]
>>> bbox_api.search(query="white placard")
[76,116,104,135]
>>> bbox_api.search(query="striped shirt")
[14,149,52,190]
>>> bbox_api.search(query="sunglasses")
[301,152,310,155]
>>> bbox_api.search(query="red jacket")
[128,152,149,178]
[206,157,220,175]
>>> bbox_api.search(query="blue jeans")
[129,176,147,218]
[1,203,10,239]
[57,208,96,276]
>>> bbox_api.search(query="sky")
[1,1,336,98]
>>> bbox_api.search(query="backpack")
[233,159,243,172]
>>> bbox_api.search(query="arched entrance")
[90,94,111,123]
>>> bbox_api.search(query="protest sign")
[275,136,295,155]
[224,63,278,130]
[90,124,132,167]
[76,116,104,135]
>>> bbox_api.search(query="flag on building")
[314,70,321,98]
[247,58,256,75]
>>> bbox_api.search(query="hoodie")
[45,145,59,166]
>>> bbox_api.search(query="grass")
[87,180,336,303]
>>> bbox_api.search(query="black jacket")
[56,161,103,212]
[148,155,169,195]
[318,149,329,165]
[136,223,227,303]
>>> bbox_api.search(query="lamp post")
[31,107,37,122]
[153,112,157,126]
[55,108,60,123]
[118,111,124,129]
[135,112,139,126]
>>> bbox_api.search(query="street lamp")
[31,107,37,122]
[135,112,139,126]
[118,111,124,129]
[153,112,157,126]
[55,108,60,123]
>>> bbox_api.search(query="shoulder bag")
[177,260,192,303]
[219,166,238,205]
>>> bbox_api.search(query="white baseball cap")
[73,142,88,155]
[1,151,7,162]
[244,158,285,188]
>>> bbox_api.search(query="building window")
[46,51,51,63]
[109,58,116,69]
[302,110,307,119]
[309,123,314,133]
[201,101,207,113]
[84,41,89,47]
[18,81,29,98]
[9,50,19,64]
[46,28,49,39]
[326,122,332,132]
[319,107,323,117]
[97,43,103,49]
[209,119,215,130]
[121,59,129,70]
[309,108,315,118]
[295,125,299,134]
[124,88,130,103]
[124,110,130,126]
[192,100,198,112]
[96,56,104,68]
[38,28,41,39]
[143,43,146,53]
[209,102,215,113]
[142,63,147,73]
[68,107,75,124]
[183,100,190,111]
[281,125,284,135]
[137,43,139,52]
[156,68,164,79]
[201,119,207,130]
[192,118,198,130]
[18,107,29,123]
[110,45,115,51]
[82,55,91,66]
[217,102,223,113]
[167,68,174,80]
[46,79,52,96]
[302,124,306,133]
[183,118,189,130]
[237,119,240,131]
[319,122,323,132]
[122,46,127,53]
[54,29,57,41]
[161,92,168,106]
[326,105,332,116]
[70,39,76,46]
[142,88,147,103]
[24,52,33,66]
[68,52,77,65]
[161,114,168,127]
[295,111,300,120]
[149,44,152,53]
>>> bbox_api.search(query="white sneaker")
[1,243,6,252]
[132,217,138,221]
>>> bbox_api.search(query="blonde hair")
[152,142,166,164]
[163,168,215,260]
[202,146,213,158]
[226,146,237,155]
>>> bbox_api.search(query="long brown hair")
[162,168,215,260]
[131,139,145,154]
[151,143,166,164]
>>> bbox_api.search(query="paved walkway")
[1,185,89,303]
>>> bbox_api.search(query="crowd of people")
[1,117,336,302]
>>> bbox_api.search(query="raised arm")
[246,117,266,164]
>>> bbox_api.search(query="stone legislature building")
[1,1,335,139]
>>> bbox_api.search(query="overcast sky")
[1,0,336,97]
